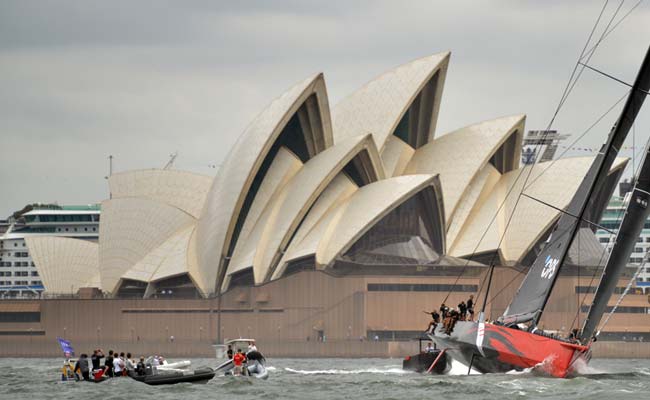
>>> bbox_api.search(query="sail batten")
[500,46,650,326]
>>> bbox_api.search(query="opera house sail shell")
[26,52,627,298]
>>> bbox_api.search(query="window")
[30,262,35,267]
[646,237,650,243]
[5,262,10,267]
[635,247,643,253]
[73,228,77,232]
[13,243,17,247]
[599,238,609,243]
[6,272,12,277]
[0,272,4,276]
[31,281,41,285]
[93,227,96,231]
[22,243,25,247]
[638,238,644,243]
[31,271,38,276]
[65,228,69,232]
[84,227,88,232]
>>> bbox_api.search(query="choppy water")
[1,357,649,400]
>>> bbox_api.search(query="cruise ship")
[0,204,100,298]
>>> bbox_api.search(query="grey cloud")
[1,0,649,217]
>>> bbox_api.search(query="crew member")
[227,345,233,359]
[91,349,104,371]
[424,342,435,353]
[113,352,125,377]
[423,309,440,333]
[440,303,449,319]
[247,341,258,354]
[61,352,75,381]
[125,352,135,375]
[467,295,475,321]
[136,356,147,376]
[233,348,246,376]
[104,350,115,377]
[74,353,90,381]
[458,301,467,321]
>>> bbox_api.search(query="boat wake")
[283,367,409,375]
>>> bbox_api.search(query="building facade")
[596,184,650,290]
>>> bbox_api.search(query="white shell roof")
[99,197,195,294]
[381,135,416,177]
[196,73,332,294]
[235,147,303,254]
[449,156,628,263]
[315,174,443,269]
[108,169,213,218]
[25,237,100,294]
[270,173,358,280]
[332,52,449,150]
[404,115,525,223]
[225,134,384,286]
[120,225,195,284]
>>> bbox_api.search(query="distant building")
[596,181,650,290]
[0,204,100,298]
[521,130,570,165]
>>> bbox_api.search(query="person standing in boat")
[104,350,114,377]
[232,349,246,376]
[247,340,258,354]
[74,353,90,381]
[136,356,146,376]
[466,295,475,321]
[125,352,135,375]
[439,303,449,319]
[227,345,234,359]
[91,349,104,372]
[458,301,467,321]
[113,352,125,377]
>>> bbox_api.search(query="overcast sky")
[1,0,649,217]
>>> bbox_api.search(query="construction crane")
[163,152,178,170]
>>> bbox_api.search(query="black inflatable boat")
[130,367,215,385]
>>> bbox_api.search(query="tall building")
[0,204,100,298]
[596,182,650,291]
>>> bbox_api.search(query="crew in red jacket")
[233,349,247,376]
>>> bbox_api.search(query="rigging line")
[549,0,611,125]
[597,251,648,335]
[523,0,612,184]
[579,62,650,95]
[580,0,646,63]
[444,1,620,304]
[511,1,622,224]
[454,0,616,306]
[554,0,623,117]
[520,193,617,234]
[441,159,532,304]
[523,91,629,191]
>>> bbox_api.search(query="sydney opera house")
[3,52,647,356]
[25,51,625,298]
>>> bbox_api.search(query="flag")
[57,337,74,357]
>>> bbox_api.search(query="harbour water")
[2,357,649,399]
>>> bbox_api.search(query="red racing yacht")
[430,44,650,378]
